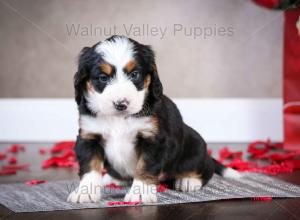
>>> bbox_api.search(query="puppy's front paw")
[67,170,102,203]
[124,179,157,204]
[67,186,101,203]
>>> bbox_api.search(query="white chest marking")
[80,115,156,178]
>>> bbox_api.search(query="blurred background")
[0,0,283,98]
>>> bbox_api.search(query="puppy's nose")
[113,99,129,111]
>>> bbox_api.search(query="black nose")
[113,100,129,111]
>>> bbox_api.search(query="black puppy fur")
[73,35,233,192]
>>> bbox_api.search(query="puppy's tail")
[213,158,242,179]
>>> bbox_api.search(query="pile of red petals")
[0,141,78,176]
[0,141,77,176]
[219,139,300,176]
[218,147,243,163]
[42,141,78,169]
[0,144,30,176]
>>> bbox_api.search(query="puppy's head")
[74,35,163,116]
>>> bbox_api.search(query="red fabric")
[284,6,300,150]
[252,0,280,9]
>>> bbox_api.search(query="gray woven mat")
[1,173,300,213]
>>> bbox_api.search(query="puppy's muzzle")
[113,99,129,111]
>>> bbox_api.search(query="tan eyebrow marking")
[125,60,136,73]
[99,63,113,75]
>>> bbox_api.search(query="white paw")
[223,168,242,179]
[101,173,127,186]
[175,177,203,192]
[67,170,102,203]
[124,179,157,204]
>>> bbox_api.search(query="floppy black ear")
[150,63,163,100]
[141,45,163,100]
[74,47,93,105]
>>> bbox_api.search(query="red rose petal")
[0,170,17,175]
[39,148,47,155]
[2,163,30,172]
[248,140,271,158]
[219,147,243,161]
[157,183,168,193]
[105,183,123,190]
[25,180,48,185]
[8,156,17,164]
[0,152,6,160]
[252,197,272,201]
[50,141,75,154]
[7,144,25,154]
[283,160,300,170]
[107,201,141,206]
[207,149,212,156]
[225,158,258,171]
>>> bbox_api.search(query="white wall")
[0,99,283,143]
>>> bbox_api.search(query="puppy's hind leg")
[175,173,203,192]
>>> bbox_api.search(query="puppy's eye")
[130,71,140,81]
[99,74,109,83]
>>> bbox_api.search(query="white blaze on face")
[86,37,146,116]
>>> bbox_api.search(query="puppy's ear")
[150,63,163,100]
[74,47,93,105]
[141,45,163,100]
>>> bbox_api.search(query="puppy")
[67,35,240,204]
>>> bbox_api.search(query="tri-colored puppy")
[67,35,240,204]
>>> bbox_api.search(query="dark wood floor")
[0,143,300,220]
